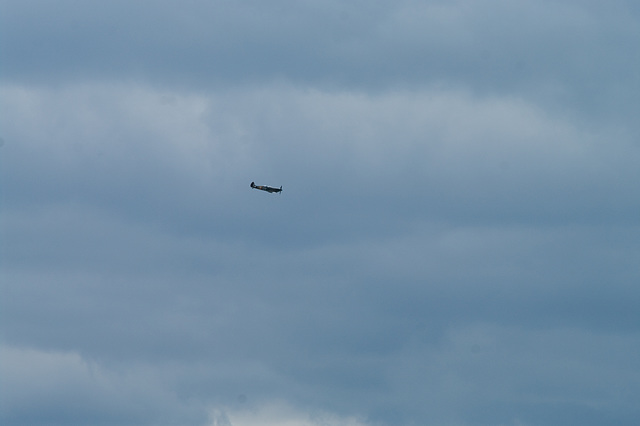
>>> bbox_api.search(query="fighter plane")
[251,182,282,193]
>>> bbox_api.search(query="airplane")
[251,181,282,193]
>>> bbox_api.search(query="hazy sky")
[1,1,639,425]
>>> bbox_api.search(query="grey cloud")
[2,0,639,118]
[0,346,209,425]
[3,84,638,239]
[3,200,639,422]
[2,1,640,425]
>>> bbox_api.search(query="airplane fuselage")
[251,182,282,193]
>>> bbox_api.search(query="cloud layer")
[1,1,639,425]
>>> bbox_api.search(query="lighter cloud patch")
[0,344,201,423]
[1,81,625,186]
[3,81,638,228]
[210,401,369,426]
[0,83,216,178]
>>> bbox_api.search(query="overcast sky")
[1,1,639,425]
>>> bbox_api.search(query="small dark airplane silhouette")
[251,182,282,193]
